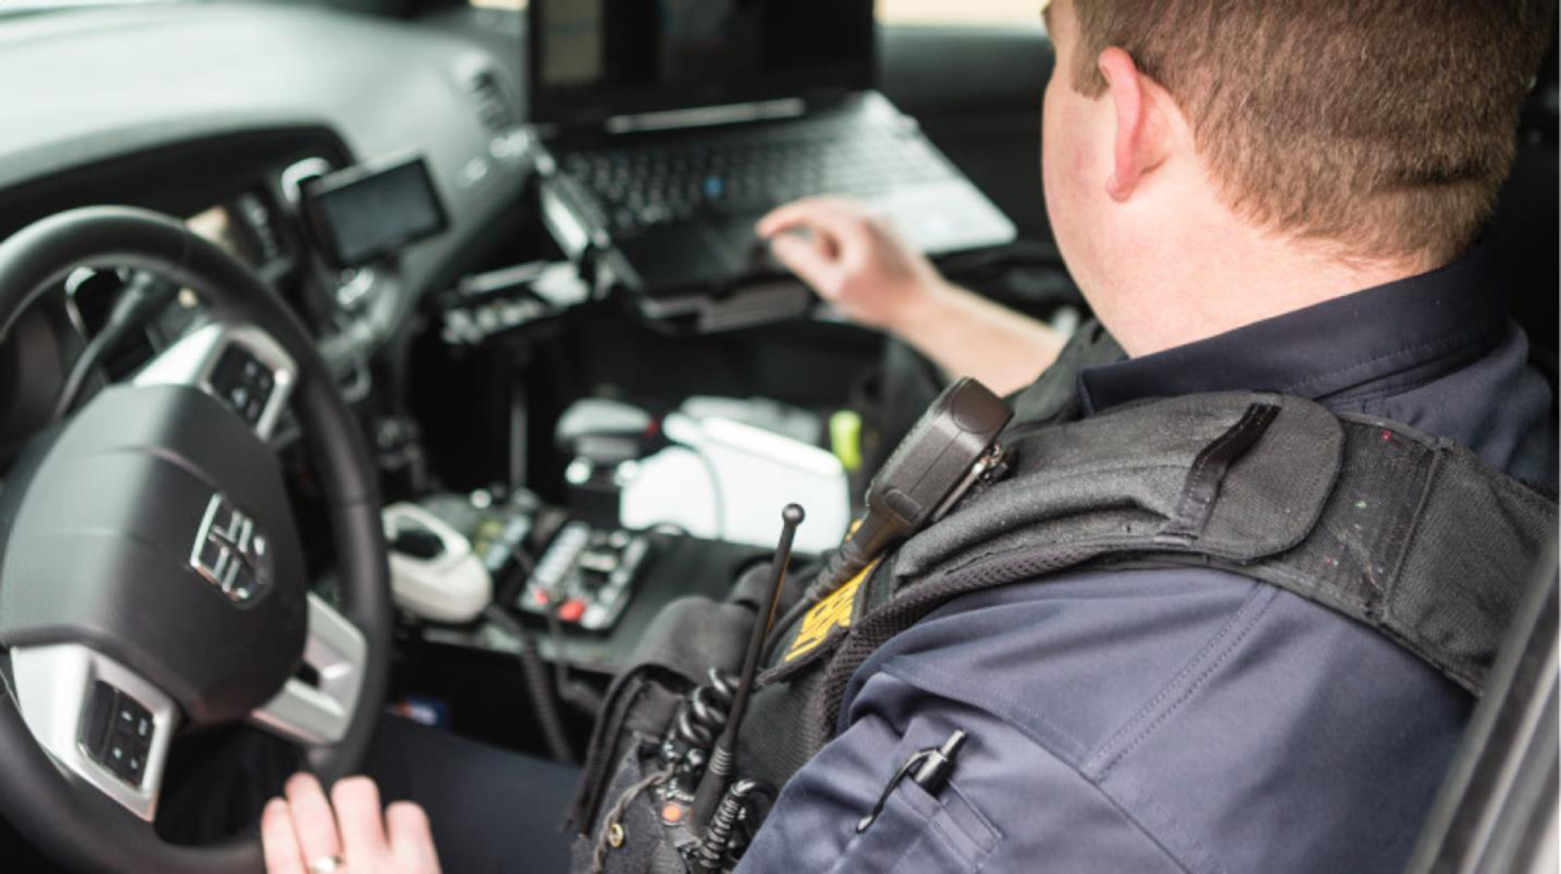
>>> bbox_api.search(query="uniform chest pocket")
[831,776,1002,873]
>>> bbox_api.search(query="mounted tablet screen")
[301,156,447,269]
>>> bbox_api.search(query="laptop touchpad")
[617,224,739,293]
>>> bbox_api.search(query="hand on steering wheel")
[261,774,440,874]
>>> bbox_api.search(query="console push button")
[558,598,587,623]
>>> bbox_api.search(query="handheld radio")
[816,377,1013,592]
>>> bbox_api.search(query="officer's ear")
[1098,47,1176,202]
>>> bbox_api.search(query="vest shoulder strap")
[1004,318,1123,426]
[780,391,1556,744]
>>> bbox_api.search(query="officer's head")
[1039,0,1553,353]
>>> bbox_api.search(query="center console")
[409,490,649,634]
[513,520,652,631]
[391,489,769,675]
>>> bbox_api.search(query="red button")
[532,589,550,606]
[558,598,587,623]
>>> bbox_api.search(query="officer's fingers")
[770,232,846,296]
[763,202,888,278]
[839,220,905,271]
[793,204,904,275]
[756,198,829,237]
[283,773,344,865]
[260,798,308,874]
[328,776,391,867]
[386,802,442,874]
[757,197,870,244]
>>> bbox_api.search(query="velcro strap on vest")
[891,392,1340,580]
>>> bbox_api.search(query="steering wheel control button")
[190,493,273,606]
[81,681,118,755]
[105,731,148,786]
[104,737,131,774]
[114,695,151,735]
[123,750,147,784]
[209,344,277,427]
[78,682,154,787]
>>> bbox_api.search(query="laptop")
[527,0,1017,330]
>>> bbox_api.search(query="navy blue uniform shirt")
[739,244,1558,872]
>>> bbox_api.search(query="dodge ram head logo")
[188,494,271,606]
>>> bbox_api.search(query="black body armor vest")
[740,322,1556,794]
[572,323,1557,872]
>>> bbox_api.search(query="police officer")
[259,0,1557,871]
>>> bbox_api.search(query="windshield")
[465,0,1043,27]
[0,0,181,12]
[0,0,1043,26]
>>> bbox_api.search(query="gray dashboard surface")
[0,1,529,341]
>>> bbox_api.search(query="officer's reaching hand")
[261,773,441,874]
[758,196,952,332]
[758,197,1067,396]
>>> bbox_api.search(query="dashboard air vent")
[466,71,515,133]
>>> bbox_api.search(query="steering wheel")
[0,206,393,872]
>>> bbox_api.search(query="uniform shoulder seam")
[1084,584,1278,779]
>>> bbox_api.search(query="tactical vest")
[572,322,1558,872]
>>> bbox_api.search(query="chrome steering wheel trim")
[250,593,368,747]
[135,321,298,442]
[10,645,179,822]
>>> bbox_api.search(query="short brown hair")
[1070,0,1555,264]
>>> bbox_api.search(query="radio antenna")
[691,503,803,835]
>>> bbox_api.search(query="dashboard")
[0,0,532,459]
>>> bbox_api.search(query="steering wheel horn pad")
[0,382,309,724]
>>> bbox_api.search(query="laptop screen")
[528,0,876,128]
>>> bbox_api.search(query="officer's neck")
[1088,212,1441,360]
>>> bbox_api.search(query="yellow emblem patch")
[783,560,878,663]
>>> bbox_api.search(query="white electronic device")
[382,502,492,623]
[619,413,850,554]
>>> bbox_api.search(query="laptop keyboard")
[559,123,952,236]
